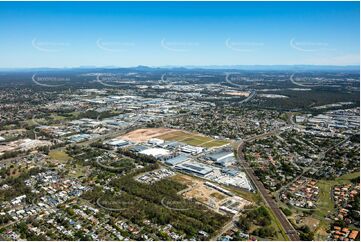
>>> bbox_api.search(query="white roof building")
[140,148,170,158]
[181,145,204,154]
[148,138,165,146]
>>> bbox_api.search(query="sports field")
[156,130,229,148]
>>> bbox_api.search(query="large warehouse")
[206,150,236,167]
[175,161,213,177]
[164,154,190,166]
[139,148,170,158]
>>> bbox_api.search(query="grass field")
[279,171,360,240]
[50,114,66,121]
[67,163,89,179]
[316,171,359,218]
[156,130,229,148]
[25,118,46,126]
[49,150,71,162]
[311,172,360,239]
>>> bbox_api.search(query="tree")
[252,226,275,238]
[237,216,251,231]
[281,207,292,216]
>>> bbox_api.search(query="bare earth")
[173,174,228,205]
[173,174,252,212]
[119,128,177,142]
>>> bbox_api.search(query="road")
[243,125,291,143]
[211,213,241,241]
[290,73,319,88]
[275,135,351,197]
[236,139,300,241]
[239,90,257,104]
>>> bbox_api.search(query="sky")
[0,1,359,68]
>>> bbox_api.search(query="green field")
[50,114,66,121]
[25,118,46,126]
[316,171,359,218]
[156,130,229,148]
[49,150,71,162]
[275,172,359,240]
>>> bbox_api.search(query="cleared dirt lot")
[120,128,229,148]
[172,174,252,213]
[119,128,176,142]
[172,174,227,206]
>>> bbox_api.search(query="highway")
[236,138,300,241]
[290,73,319,88]
[239,90,257,104]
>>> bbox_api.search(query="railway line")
[237,140,300,241]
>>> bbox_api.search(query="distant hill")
[0,65,359,73]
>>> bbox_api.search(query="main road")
[236,132,300,241]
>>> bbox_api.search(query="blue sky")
[0,1,359,67]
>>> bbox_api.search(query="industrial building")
[164,154,190,166]
[129,145,148,153]
[148,138,165,146]
[68,134,91,143]
[175,161,213,177]
[139,148,170,158]
[181,145,204,155]
[206,150,236,167]
[106,139,129,147]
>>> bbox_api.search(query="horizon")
[0,1,359,68]
[0,64,359,71]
